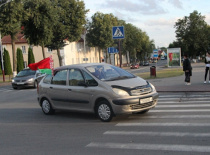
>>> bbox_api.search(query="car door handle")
[68,89,72,91]
[50,87,53,89]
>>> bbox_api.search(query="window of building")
[24,61,27,68]
[48,48,52,53]
[22,46,26,54]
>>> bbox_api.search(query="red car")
[130,63,139,69]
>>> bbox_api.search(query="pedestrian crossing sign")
[112,26,125,39]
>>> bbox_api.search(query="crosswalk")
[86,93,210,153]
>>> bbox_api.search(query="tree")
[22,0,57,59]
[0,0,25,74]
[28,47,35,65]
[3,48,12,75]
[46,0,88,66]
[86,12,118,63]
[16,48,24,73]
[175,10,208,57]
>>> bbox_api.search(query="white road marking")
[130,115,210,119]
[157,104,210,108]
[116,123,210,127]
[86,142,210,153]
[104,131,210,137]
[150,109,210,112]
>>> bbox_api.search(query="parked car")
[161,56,165,60]
[143,61,149,66]
[37,63,159,122]
[130,63,140,69]
[12,68,45,89]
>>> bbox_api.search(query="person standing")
[183,54,192,85]
[204,52,210,83]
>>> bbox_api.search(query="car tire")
[12,86,17,89]
[136,109,149,114]
[34,80,38,88]
[41,99,55,115]
[96,100,113,122]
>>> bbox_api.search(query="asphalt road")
[0,85,210,155]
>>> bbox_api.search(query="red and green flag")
[28,56,54,75]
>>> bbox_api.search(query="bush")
[17,48,24,73]
[3,48,12,75]
[28,47,35,65]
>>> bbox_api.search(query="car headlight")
[112,88,130,96]
[149,83,156,92]
[12,79,14,82]
[27,78,34,82]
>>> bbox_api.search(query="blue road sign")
[108,47,119,54]
[112,26,125,39]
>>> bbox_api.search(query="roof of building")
[2,33,27,44]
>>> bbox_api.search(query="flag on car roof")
[28,56,54,75]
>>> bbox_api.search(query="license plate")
[140,97,153,104]
[17,82,24,85]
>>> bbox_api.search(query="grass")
[0,75,12,82]
[135,68,184,79]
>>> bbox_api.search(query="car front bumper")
[111,92,159,115]
[12,81,35,88]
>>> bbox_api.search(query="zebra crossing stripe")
[104,131,210,137]
[157,104,210,108]
[130,115,210,119]
[150,109,210,112]
[86,142,210,153]
[116,123,210,127]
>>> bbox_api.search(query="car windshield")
[86,65,135,81]
[16,69,36,77]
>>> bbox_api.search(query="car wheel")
[12,86,17,89]
[34,80,38,88]
[96,100,113,122]
[41,99,55,115]
[136,109,149,114]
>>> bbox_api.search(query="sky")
[83,0,210,48]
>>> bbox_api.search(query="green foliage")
[174,10,209,57]
[86,12,118,62]
[0,0,25,72]
[46,0,88,66]
[17,48,24,73]
[3,48,12,75]
[28,47,35,65]
[22,0,58,58]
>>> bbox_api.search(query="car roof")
[54,63,113,71]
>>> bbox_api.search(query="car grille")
[15,80,27,82]
[130,101,154,110]
[130,87,152,96]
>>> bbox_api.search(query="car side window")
[69,69,85,86]
[52,70,67,85]
[43,74,52,84]
[82,70,98,86]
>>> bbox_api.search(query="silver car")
[37,63,158,122]
[12,68,45,89]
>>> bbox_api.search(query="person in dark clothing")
[204,52,210,83]
[183,54,192,85]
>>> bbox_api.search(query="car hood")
[14,75,35,80]
[105,77,147,88]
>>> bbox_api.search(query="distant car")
[143,61,149,66]
[161,57,165,60]
[37,63,159,122]
[11,68,45,89]
[130,63,139,69]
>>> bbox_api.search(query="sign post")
[112,26,124,68]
